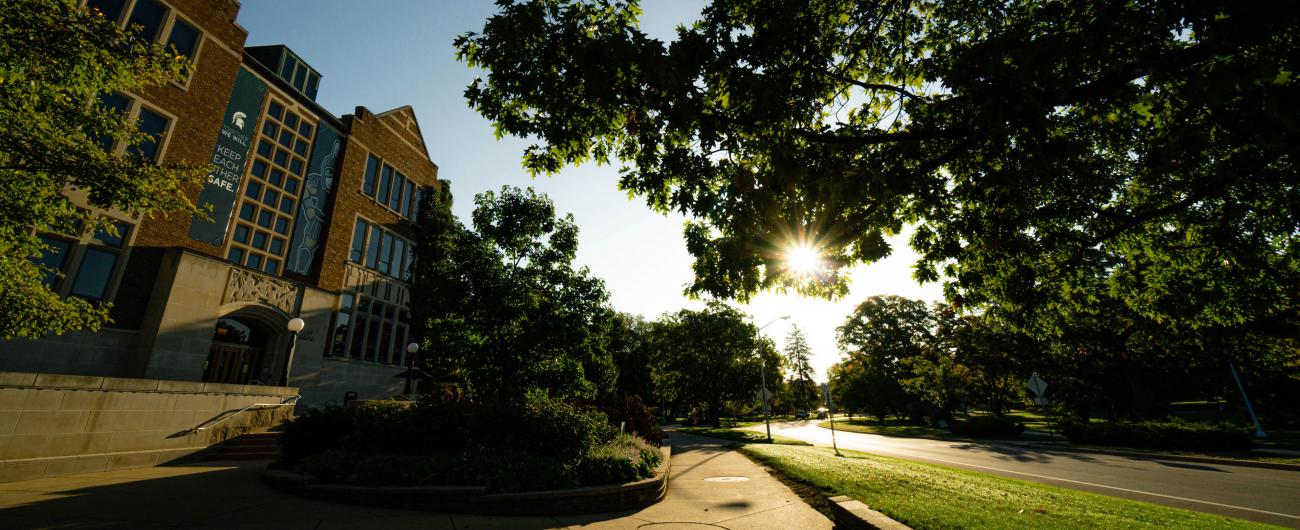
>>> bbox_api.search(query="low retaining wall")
[828,495,912,530]
[263,443,672,515]
[0,371,297,483]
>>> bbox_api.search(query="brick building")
[2,0,442,407]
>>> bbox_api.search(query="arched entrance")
[203,316,269,384]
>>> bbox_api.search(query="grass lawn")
[740,444,1278,529]
[829,419,955,439]
[675,426,811,446]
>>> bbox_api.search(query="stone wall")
[0,371,296,483]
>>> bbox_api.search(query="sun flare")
[784,244,823,276]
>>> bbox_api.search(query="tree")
[413,185,615,403]
[649,302,765,426]
[603,311,655,400]
[457,1,1300,335]
[783,325,817,411]
[1,0,206,338]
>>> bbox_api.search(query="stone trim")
[0,371,297,396]
[262,442,672,515]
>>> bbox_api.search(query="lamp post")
[757,315,791,442]
[279,317,305,387]
[404,342,420,395]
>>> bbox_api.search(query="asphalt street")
[744,420,1300,528]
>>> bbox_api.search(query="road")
[743,420,1300,528]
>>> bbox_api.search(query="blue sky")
[237,0,942,382]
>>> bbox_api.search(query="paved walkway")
[0,433,831,529]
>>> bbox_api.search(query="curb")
[828,495,911,530]
[813,423,1300,472]
[262,441,672,514]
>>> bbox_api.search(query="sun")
[783,244,823,276]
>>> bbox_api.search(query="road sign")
[1026,374,1048,397]
[820,383,833,407]
[758,388,772,401]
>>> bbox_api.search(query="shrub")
[576,433,662,486]
[949,416,1026,438]
[1061,417,1255,452]
[601,395,664,443]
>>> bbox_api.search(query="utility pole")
[756,316,790,443]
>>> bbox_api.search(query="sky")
[237,0,942,382]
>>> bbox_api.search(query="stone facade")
[1,0,440,408]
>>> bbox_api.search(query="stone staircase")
[203,432,283,461]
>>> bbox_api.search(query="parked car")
[794,411,809,420]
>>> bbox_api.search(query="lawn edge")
[815,421,1300,472]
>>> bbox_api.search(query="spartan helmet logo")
[231,111,247,130]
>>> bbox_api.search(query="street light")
[757,315,791,442]
[404,342,420,395]
[279,317,306,387]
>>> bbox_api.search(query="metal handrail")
[192,394,301,433]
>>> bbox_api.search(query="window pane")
[251,159,269,178]
[69,248,118,301]
[388,175,404,210]
[378,165,393,204]
[278,130,293,148]
[92,221,130,248]
[274,149,288,166]
[392,326,408,366]
[128,107,168,160]
[274,217,289,235]
[279,58,295,80]
[257,139,273,157]
[262,189,279,207]
[269,237,284,255]
[279,197,294,214]
[404,245,415,280]
[238,203,255,221]
[251,231,268,250]
[401,180,415,217]
[261,121,278,138]
[292,64,308,91]
[267,100,285,121]
[233,224,250,243]
[288,158,303,176]
[350,220,367,262]
[125,0,166,41]
[293,139,308,157]
[166,18,200,60]
[331,310,351,356]
[377,232,393,275]
[245,181,263,200]
[286,177,299,195]
[86,0,127,22]
[227,247,245,264]
[391,238,405,279]
[246,253,262,270]
[284,112,299,130]
[306,74,320,100]
[364,319,380,361]
[34,235,72,287]
[379,321,394,363]
[298,122,313,138]
[365,226,382,268]
[350,313,367,358]
[93,93,131,151]
[257,210,273,228]
[267,168,283,187]
[363,155,380,196]
[264,259,279,275]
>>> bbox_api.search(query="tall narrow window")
[363,155,380,197]
[86,0,127,22]
[388,174,405,211]
[378,164,393,204]
[331,293,354,356]
[365,226,382,268]
[377,233,393,275]
[166,18,200,61]
[350,219,368,262]
[391,238,406,280]
[34,236,73,287]
[93,93,131,152]
[127,106,169,160]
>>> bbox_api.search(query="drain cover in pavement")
[703,476,750,482]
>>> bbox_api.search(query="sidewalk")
[0,432,832,529]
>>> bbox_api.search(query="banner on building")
[287,122,342,275]
[188,68,269,246]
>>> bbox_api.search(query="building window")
[95,92,172,162]
[349,217,413,281]
[328,292,409,364]
[31,217,133,303]
[85,0,204,85]
[227,97,315,275]
[359,154,421,220]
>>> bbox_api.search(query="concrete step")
[204,432,283,461]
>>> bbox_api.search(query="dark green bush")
[949,416,1026,438]
[1061,417,1255,452]
[601,394,663,443]
[280,397,656,491]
